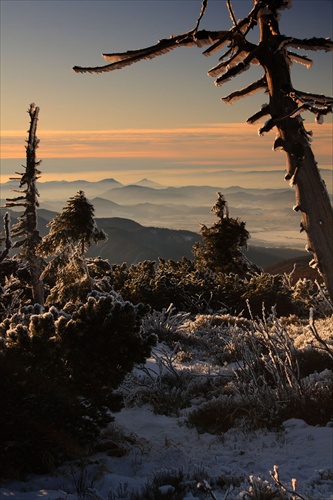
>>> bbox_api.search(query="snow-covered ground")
[1,314,332,500]
[0,407,332,499]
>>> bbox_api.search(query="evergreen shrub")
[107,258,322,318]
[0,292,154,478]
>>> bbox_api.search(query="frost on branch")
[73,30,228,74]
[208,49,248,77]
[72,0,333,302]
[222,76,267,104]
[3,103,44,306]
[283,36,333,53]
[73,0,225,74]
[286,51,313,68]
[246,104,271,124]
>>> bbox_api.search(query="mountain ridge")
[1,207,308,269]
[2,179,330,249]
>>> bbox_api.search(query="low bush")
[186,310,333,433]
[0,292,154,478]
[107,258,330,318]
[296,348,333,377]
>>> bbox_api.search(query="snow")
[215,63,251,87]
[1,408,332,499]
[1,351,332,500]
[222,78,267,105]
[287,51,313,68]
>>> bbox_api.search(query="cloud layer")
[2,122,331,161]
[1,122,331,188]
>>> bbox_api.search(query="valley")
[1,177,322,253]
[1,177,315,268]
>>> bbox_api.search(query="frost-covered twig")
[141,303,190,340]
[308,307,333,360]
[197,478,217,499]
[235,304,303,403]
[194,0,208,32]
[151,343,181,381]
[270,465,308,500]
[314,280,333,311]
[222,76,267,104]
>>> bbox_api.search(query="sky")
[0,0,332,187]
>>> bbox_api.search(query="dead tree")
[73,0,333,301]
[4,103,44,305]
[0,213,12,262]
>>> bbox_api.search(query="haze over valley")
[3,175,331,263]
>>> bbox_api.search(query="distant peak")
[99,178,120,183]
[132,178,165,188]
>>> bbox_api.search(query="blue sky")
[1,0,332,186]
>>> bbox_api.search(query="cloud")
[1,123,331,188]
[2,122,331,162]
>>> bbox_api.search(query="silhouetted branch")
[226,0,245,39]
[202,31,233,57]
[214,45,261,86]
[194,0,208,32]
[258,118,276,136]
[246,104,271,125]
[4,202,27,208]
[287,51,313,67]
[283,36,333,52]
[203,1,262,58]
[293,89,333,106]
[73,30,226,74]
[208,48,248,77]
[222,76,267,104]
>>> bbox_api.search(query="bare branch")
[203,20,253,57]
[258,118,276,136]
[214,45,260,86]
[214,61,250,86]
[226,0,247,40]
[293,89,333,106]
[194,0,208,32]
[4,202,27,208]
[246,104,271,124]
[5,195,27,202]
[73,30,226,74]
[203,0,265,58]
[283,36,333,52]
[208,48,248,77]
[222,76,267,104]
[287,51,313,68]
[284,88,333,122]
[227,0,237,27]
[202,31,233,57]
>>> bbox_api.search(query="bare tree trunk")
[72,0,333,301]
[257,17,333,301]
[7,104,45,305]
[25,105,45,305]
[0,213,12,262]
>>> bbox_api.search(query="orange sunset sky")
[1,1,332,188]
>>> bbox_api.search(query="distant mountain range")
[2,177,331,249]
[1,207,308,268]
